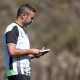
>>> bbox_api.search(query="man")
[3,4,40,80]
[3,4,49,80]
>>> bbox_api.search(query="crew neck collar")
[14,22,23,28]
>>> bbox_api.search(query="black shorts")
[8,74,30,80]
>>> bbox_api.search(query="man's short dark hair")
[17,4,36,17]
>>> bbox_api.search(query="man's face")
[23,11,35,26]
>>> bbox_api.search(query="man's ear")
[21,13,26,19]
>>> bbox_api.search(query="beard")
[24,20,33,27]
[27,21,33,25]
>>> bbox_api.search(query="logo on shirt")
[20,31,24,38]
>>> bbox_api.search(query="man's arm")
[7,43,40,56]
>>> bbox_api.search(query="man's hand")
[31,49,40,56]
[32,48,50,58]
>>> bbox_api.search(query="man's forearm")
[7,43,40,56]
[12,49,35,56]
[8,48,35,56]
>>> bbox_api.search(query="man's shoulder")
[5,22,18,33]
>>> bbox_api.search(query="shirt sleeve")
[6,26,19,44]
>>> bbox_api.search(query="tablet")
[40,49,50,53]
